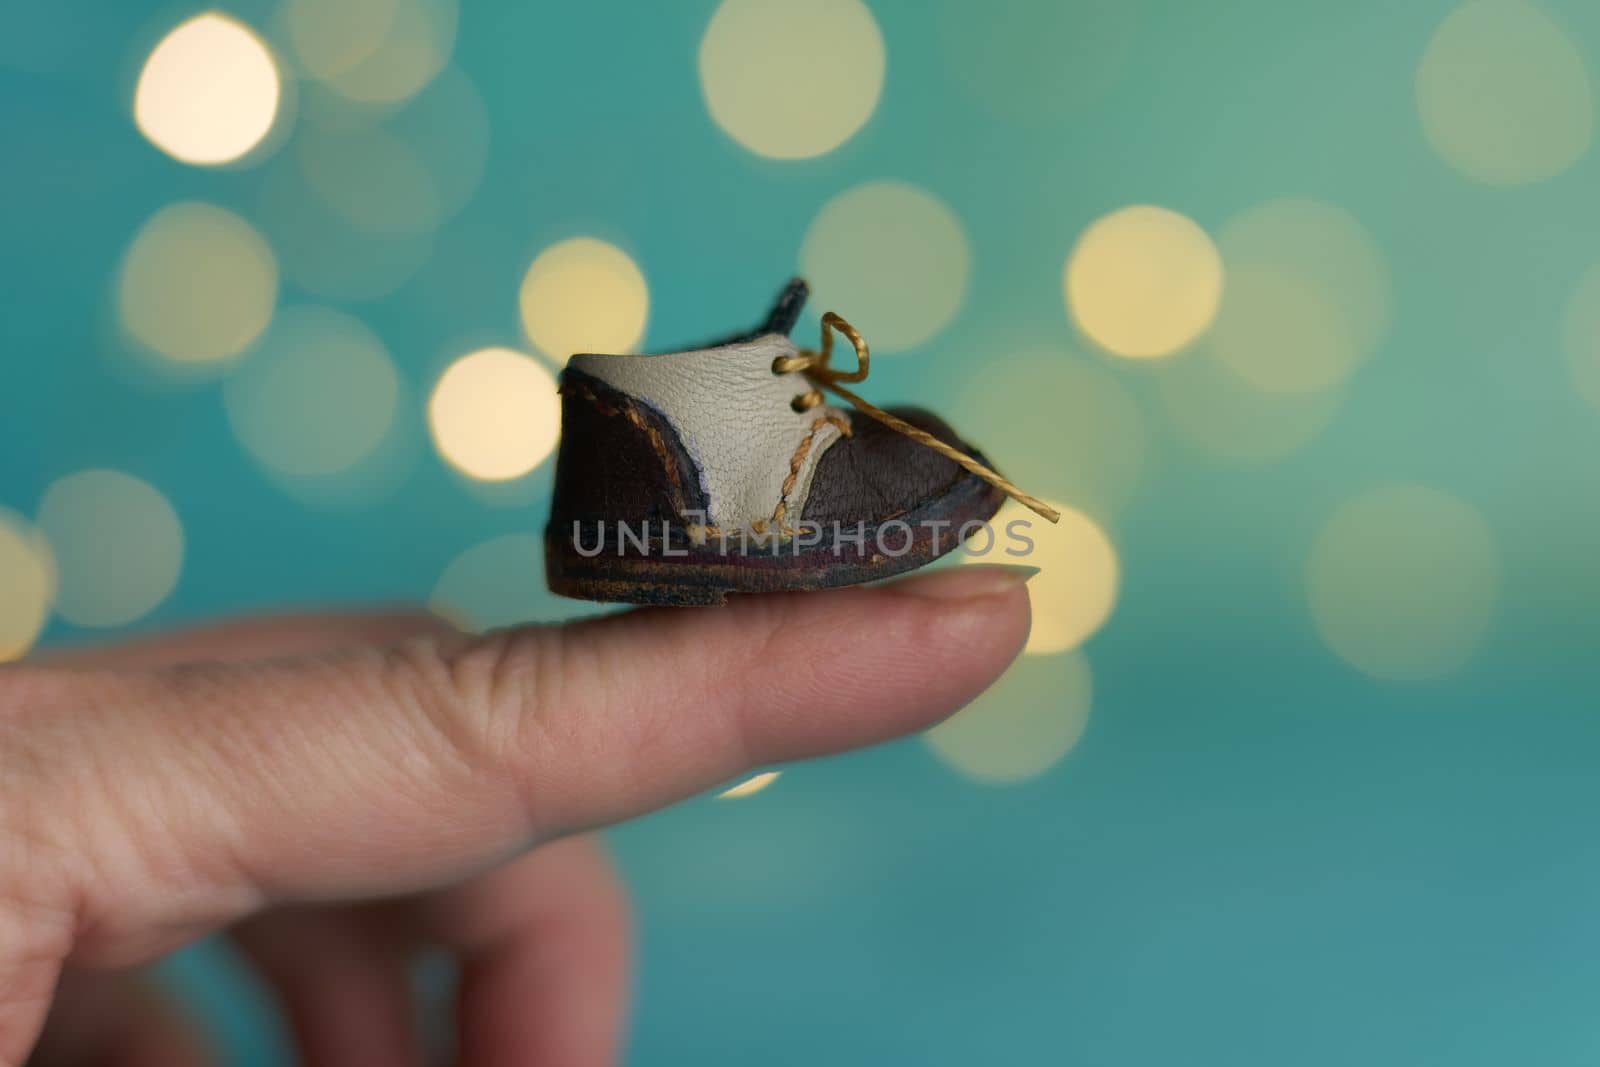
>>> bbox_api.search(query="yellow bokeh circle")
[800,181,971,353]
[37,470,185,629]
[1417,0,1593,186]
[519,238,649,365]
[699,0,884,159]
[324,0,459,105]
[1306,485,1499,681]
[0,509,55,662]
[1065,205,1223,358]
[285,0,399,80]
[134,13,281,166]
[965,499,1119,656]
[224,306,400,479]
[118,202,278,367]
[428,348,561,481]
[926,651,1093,785]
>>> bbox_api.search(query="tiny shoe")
[546,279,1052,605]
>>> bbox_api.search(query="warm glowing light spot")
[286,0,398,80]
[801,182,970,352]
[429,348,560,481]
[1562,263,1600,413]
[1157,345,1344,463]
[926,651,1092,784]
[390,67,491,222]
[1207,269,1357,394]
[37,471,184,629]
[964,352,1147,520]
[431,533,595,631]
[118,203,278,367]
[325,0,458,105]
[1417,0,1593,185]
[1218,199,1390,360]
[223,306,400,478]
[519,238,649,365]
[1066,205,1222,358]
[0,510,54,662]
[257,157,432,302]
[699,0,884,159]
[134,13,281,166]
[1307,485,1499,681]
[937,0,1139,124]
[297,124,440,236]
[718,772,781,799]
[965,499,1118,656]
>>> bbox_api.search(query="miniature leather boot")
[546,279,1023,605]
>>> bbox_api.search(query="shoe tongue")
[760,277,809,337]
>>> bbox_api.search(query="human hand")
[4,565,1032,1066]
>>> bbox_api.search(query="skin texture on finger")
[30,609,458,669]
[14,567,1030,970]
[6,609,455,1065]
[233,908,420,1067]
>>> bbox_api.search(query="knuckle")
[381,629,567,831]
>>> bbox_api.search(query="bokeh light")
[133,13,281,166]
[0,509,55,663]
[117,202,278,368]
[285,0,398,80]
[257,154,433,302]
[519,237,650,364]
[1562,263,1600,413]
[428,348,561,481]
[223,306,400,479]
[387,67,491,221]
[1207,270,1356,394]
[322,0,459,105]
[37,470,184,629]
[965,499,1118,656]
[698,0,884,159]
[1306,485,1499,681]
[431,532,577,631]
[926,651,1093,784]
[718,772,781,799]
[1208,199,1390,394]
[1218,199,1390,358]
[1416,0,1593,186]
[801,181,970,353]
[1156,344,1345,462]
[964,351,1148,520]
[296,124,440,236]
[1065,204,1223,359]
[937,0,1139,125]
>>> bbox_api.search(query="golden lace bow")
[772,312,1061,524]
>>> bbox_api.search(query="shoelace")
[773,312,1061,524]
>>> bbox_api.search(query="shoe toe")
[799,406,995,526]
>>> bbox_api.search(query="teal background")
[6,0,1600,1062]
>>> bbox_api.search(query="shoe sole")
[546,471,1008,606]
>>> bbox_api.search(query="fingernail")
[887,564,1040,601]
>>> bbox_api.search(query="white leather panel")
[569,333,848,531]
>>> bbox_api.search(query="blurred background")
[5,0,1600,1061]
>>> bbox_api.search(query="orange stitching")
[563,382,689,508]
[565,382,846,544]
[770,414,849,527]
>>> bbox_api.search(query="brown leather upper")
[799,407,986,526]
[551,369,708,526]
